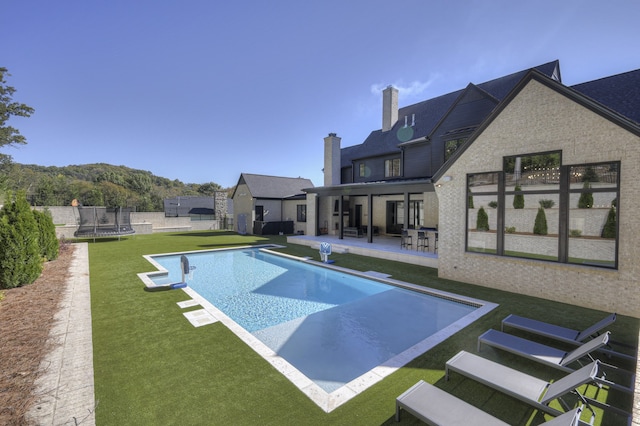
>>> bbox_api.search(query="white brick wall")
[437,78,640,318]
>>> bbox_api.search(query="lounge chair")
[445,351,630,423]
[478,329,634,394]
[395,380,583,425]
[501,313,635,362]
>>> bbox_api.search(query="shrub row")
[0,192,59,289]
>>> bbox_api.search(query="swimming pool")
[140,246,497,412]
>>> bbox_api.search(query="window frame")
[465,152,619,269]
[384,158,401,178]
[296,204,307,222]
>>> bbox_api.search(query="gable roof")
[432,68,640,182]
[571,68,640,125]
[341,60,560,165]
[233,173,314,199]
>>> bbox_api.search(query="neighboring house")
[231,173,314,235]
[305,61,640,316]
[305,61,560,241]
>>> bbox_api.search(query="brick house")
[304,62,640,317]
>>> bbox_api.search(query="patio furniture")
[478,329,634,394]
[343,227,362,238]
[445,350,630,422]
[416,231,429,251]
[400,229,412,249]
[395,380,583,425]
[501,313,635,361]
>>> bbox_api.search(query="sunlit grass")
[87,231,637,425]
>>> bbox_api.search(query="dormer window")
[445,138,467,162]
[385,158,401,177]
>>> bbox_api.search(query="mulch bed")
[0,242,75,426]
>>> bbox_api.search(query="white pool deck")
[287,233,439,268]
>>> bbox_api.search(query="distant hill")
[2,163,231,211]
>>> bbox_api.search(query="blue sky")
[3,1,639,188]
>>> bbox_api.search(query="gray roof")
[235,173,314,199]
[341,60,560,164]
[571,68,640,125]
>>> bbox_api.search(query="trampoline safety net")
[75,207,135,240]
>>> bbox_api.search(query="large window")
[385,158,401,177]
[296,204,306,222]
[466,151,619,269]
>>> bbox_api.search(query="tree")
[0,191,42,288]
[533,207,548,235]
[476,207,489,231]
[513,185,524,209]
[601,206,616,238]
[0,68,35,159]
[578,182,593,208]
[33,208,59,261]
[198,182,222,196]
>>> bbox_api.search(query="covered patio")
[287,233,438,268]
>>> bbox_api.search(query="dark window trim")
[466,155,619,269]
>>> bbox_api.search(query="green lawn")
[86,231,638,425]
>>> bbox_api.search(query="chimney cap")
[328,132,337,137]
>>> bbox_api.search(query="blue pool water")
[148,248,480,393]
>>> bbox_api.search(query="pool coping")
[138,245,499,413]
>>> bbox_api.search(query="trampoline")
[74,207,135,241]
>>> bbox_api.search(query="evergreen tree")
[33,208,59,261]
[533,207,548,235]
[578,182,593,208]
[601,206,617,238]
[513,185,524,209]
[476,206,489,231]
[0,191,42,288]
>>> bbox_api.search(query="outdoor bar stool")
[417,231,429,251]
[400,229,412,249]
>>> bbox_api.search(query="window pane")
[505,152,561,192]
[568,191,617,267]
[468,172,500,192]
[445,138,466,162]
[569,164,618,189]
[503,194,559,261]
[467,205,497,253]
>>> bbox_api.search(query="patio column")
[367,194,373,243]
[338,196,344,239]
[403,192,410,230]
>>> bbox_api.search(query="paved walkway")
[27,243,95,426]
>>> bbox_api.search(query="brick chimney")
[382,85,398,132]
[324,133,341,186]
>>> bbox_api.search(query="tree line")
[3,162,230,211]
